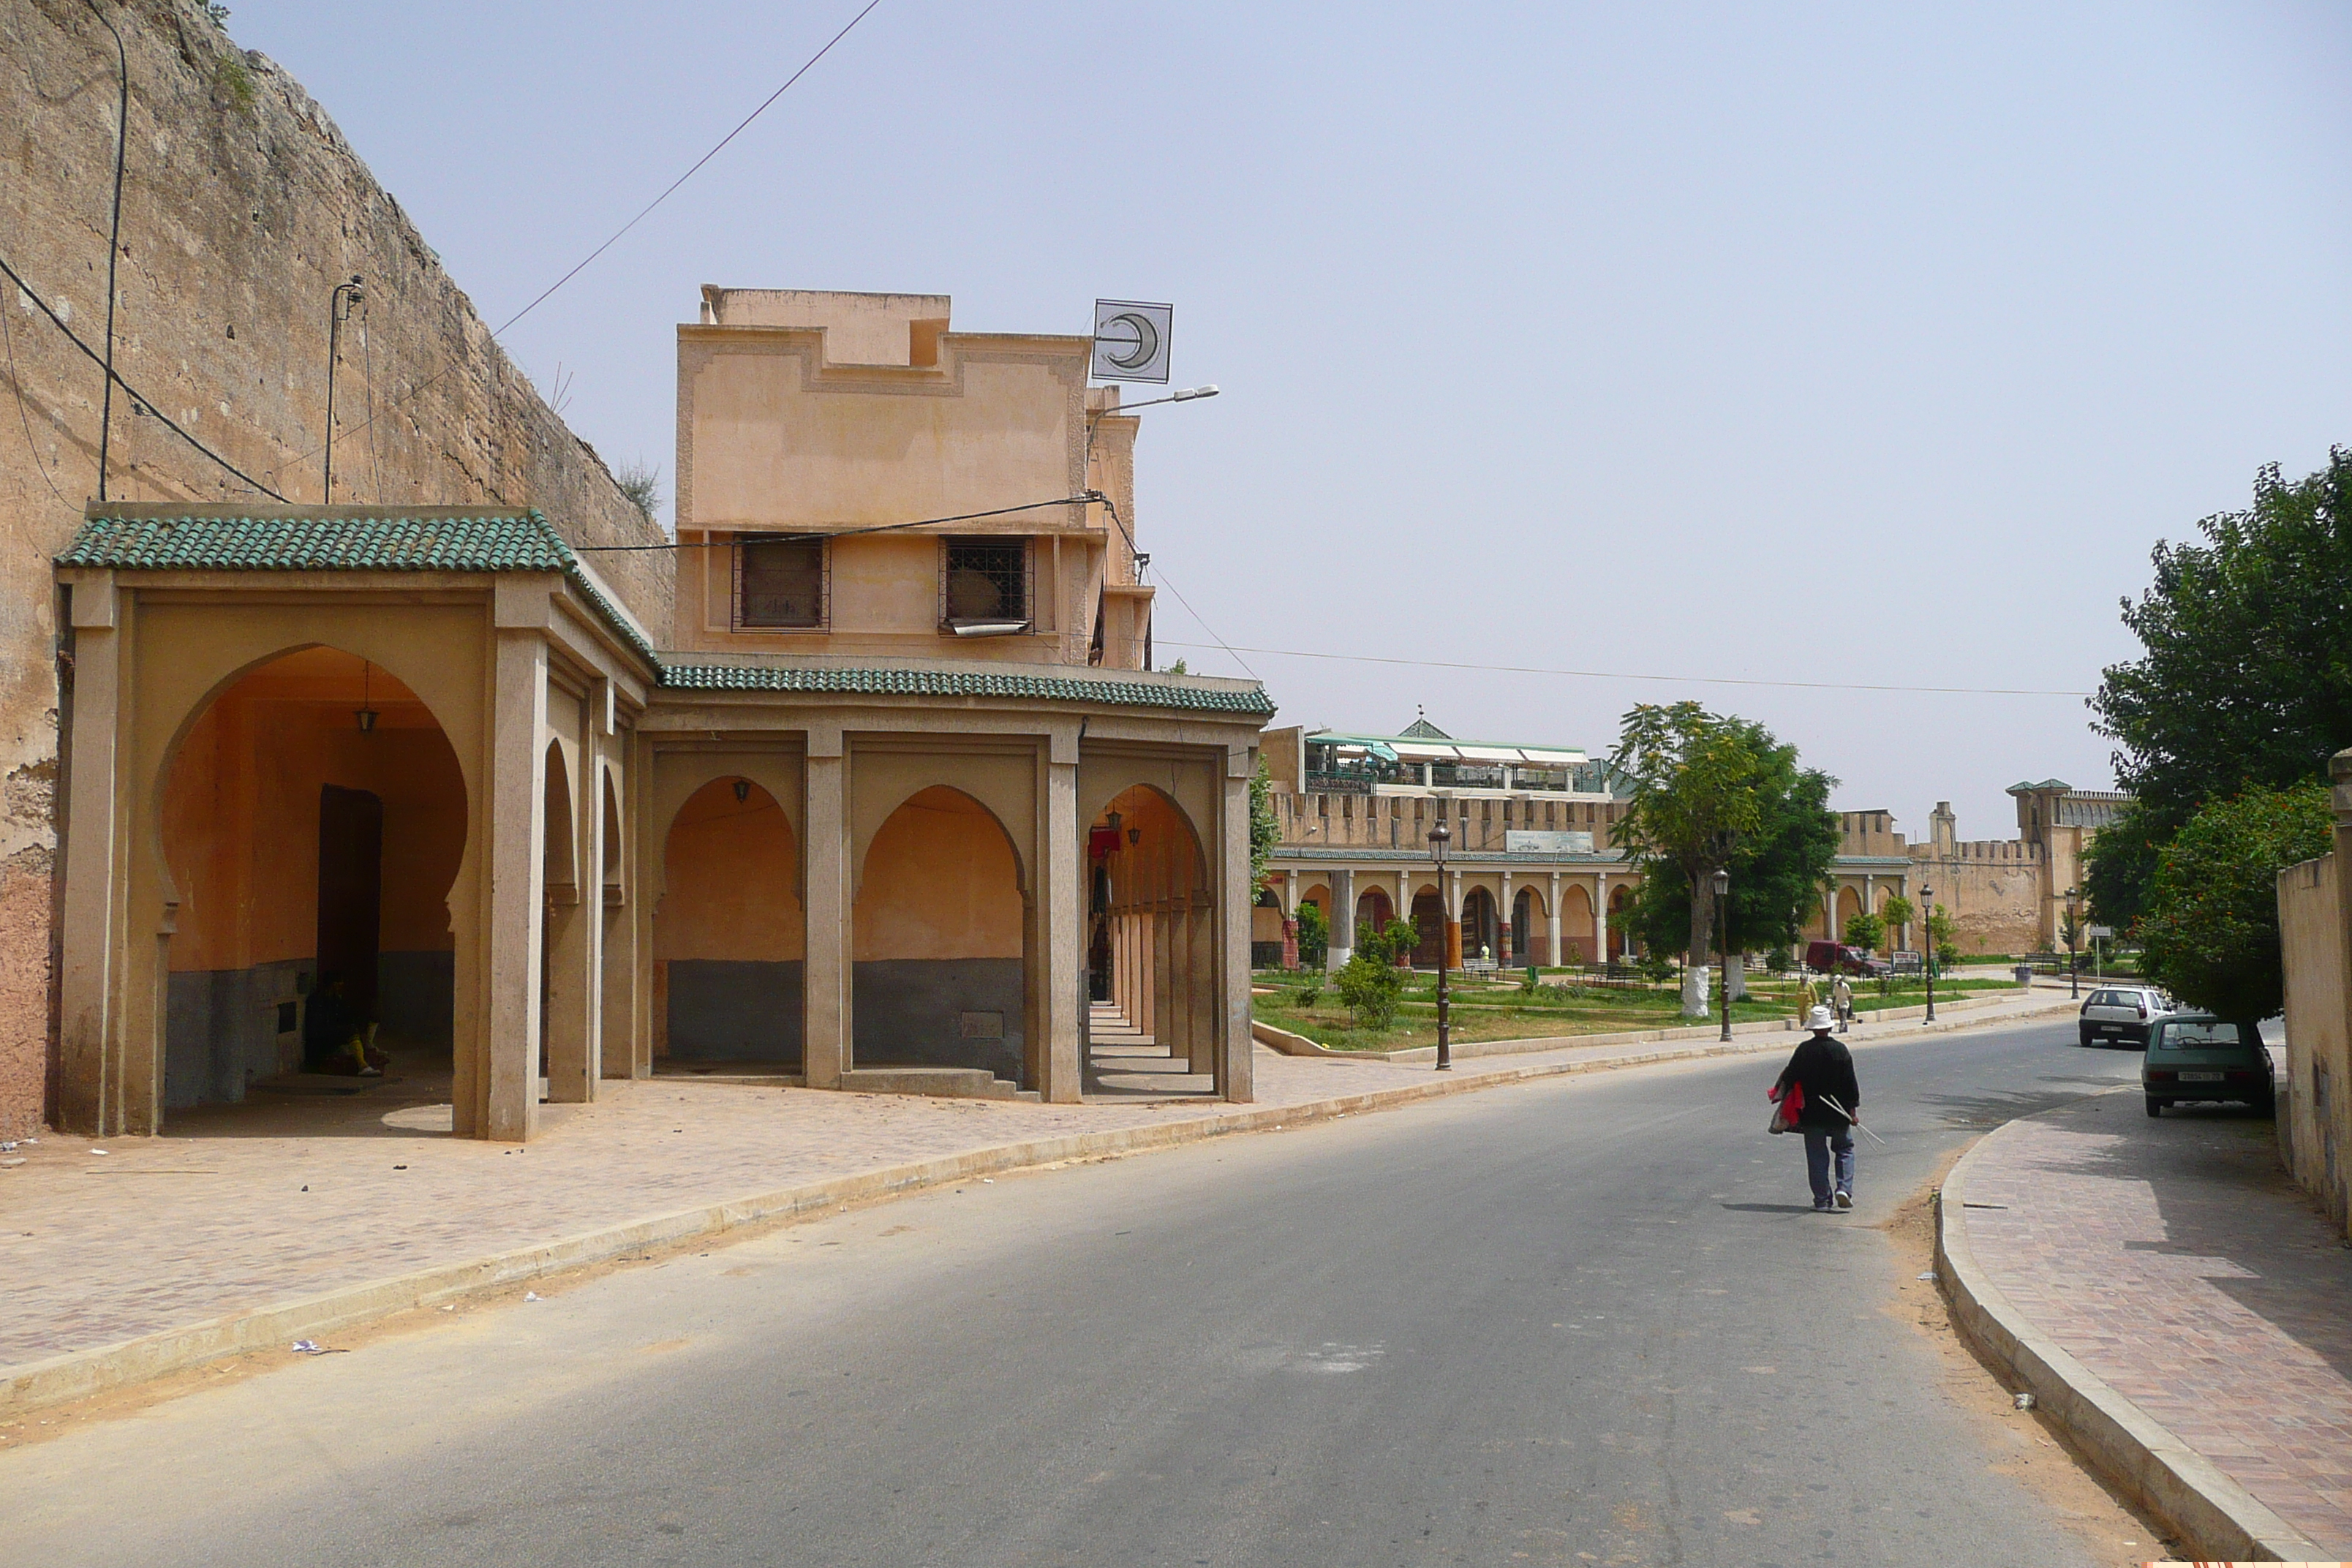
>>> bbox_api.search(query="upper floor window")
[736,536,825,630]
[941,537,1031,631]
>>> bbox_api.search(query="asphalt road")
[2,1017,2149,1567]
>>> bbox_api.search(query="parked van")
[1803,941,1885,977]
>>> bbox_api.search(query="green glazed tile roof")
[658,662,1277,715]
[59,510,1270,719]
[58,510,577,573]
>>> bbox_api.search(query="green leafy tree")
[2138,783,2333,1022]
[1616,707,1839,1006]
[1842,911,1885,954]
[1879,894,1915,948]
[1354,917,1419,967]
[1334,945,1406,1028]
[1294,900,1329,971]
[2083,798,2163,937]
[1248,761,1281,890]
[1923,905,1959,975]
[2091,450,2352,916]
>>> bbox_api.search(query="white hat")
[1806,1005,1836,1031]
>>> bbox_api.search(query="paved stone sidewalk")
[1956,1091,2352,1556]
[0,990,2067,1383]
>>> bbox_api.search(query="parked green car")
[2141,1014,2274,1118]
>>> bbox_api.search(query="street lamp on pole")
[1712,867,1732,1042]
[1429,822,1452,1071]
[1921,883,1937,1022]
[2065,886,2081,1000]
[323,274,364,502]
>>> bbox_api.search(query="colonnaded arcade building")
[1256,720,1940,971]
[53,288,1272,1142]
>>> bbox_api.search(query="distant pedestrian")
[1774,1006,1861,1211]
[1831,973,1854,1032]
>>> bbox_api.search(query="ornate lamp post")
[1429,821,1452,1071]
[1921,882,1937,1022]
[1712,867,1732,1042]
[2065,886,2081,1000]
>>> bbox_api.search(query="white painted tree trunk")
[1681,884,1713,1017]
[1726,951,1749,1001]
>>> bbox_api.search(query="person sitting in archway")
[304,973,385,1077]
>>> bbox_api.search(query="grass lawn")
[1249,973,2023,1053]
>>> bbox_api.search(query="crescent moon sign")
[1102,312,1161,371]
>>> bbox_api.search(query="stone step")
[837,1067,1038,1103]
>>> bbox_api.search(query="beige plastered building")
[50,289,1272,1142]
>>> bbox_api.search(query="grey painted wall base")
[377,949,455,1044]
[667,960,804,1066]
[165,960,306,1109]
[853,957,1024,1084]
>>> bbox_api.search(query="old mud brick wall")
[0,0,675,1134]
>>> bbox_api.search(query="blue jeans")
[1803,1128,1855,1206]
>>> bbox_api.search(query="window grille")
[940,537,1032,629]
[734,536,826,630]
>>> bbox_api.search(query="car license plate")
[2100,1025,2119,1033]
[2179,1071,2223,1082]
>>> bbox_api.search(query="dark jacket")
[1775,1033,1861,1133]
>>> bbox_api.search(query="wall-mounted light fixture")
[734,778,751,804]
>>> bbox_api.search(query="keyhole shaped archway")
[1089,785,1213,1072]
[655,777,804,1066]
[1461,886,1499,966]
[853,785,1027,1084]
[157,647,466,1112]
[1512,883,1547,965]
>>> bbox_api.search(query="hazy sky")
[225,1,2352,837]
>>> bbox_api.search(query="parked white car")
[2078,985,2172,1049]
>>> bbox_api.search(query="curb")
[1,1000,2065,1422]
[1374,991,2059,1064]
[1934,1096,2327,1562]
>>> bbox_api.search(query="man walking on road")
[1776,1006,1862,1211]
[1831,972,1855,1032]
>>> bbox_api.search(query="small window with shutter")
[940,538,1031,630]
[736,536,826,630]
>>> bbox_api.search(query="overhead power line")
[0,252,287,500]
[1150,639,2092,700]
[264,0,886,483]
[573,491,1085,550]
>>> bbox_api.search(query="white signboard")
[2085,925,2114,941]
[1091,299,1173,384]
[1504,830,1594,855]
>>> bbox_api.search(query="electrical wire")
[81,0,127,503]
[571,492,1094,550]
[1,298,75,513]
[0,252,287,500]
[1149,639,2092,699]
[1085,491,1258,681]
[262,0,886,483]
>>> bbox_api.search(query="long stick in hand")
[1817,1093,1886,1144]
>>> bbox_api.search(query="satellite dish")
[1092,299,1173,384]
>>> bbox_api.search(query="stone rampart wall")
[0,0,673,1132]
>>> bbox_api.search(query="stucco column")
[1862,873,1875,949]
[1547,872,1564,968]
[543,727,595,1104]
[802,725,848,1089]
[1280,870,1300,971]
[619,728,653,1077]
[1594,872,1610,962]
[485,627,549,1142]
[1187,894,1216,1075]
[1039,731,1082,1101]
[1327,867,1356,971]
[1823,888,1837,943]
[1499,870,1515,967]
[1219,746,1255,1101]
[1444,870,1463,970]
[58,576,123,1136]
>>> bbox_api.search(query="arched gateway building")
[51,290,1271,1142]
